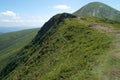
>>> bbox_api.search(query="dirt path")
[104,28,120,80]
[90,24,120,80]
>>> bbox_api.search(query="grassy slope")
[0,28,39,78]
[0,28,39,52]
[3,13,118,80]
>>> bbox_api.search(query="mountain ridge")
[0,2,120,80]
[1,13,116,80]
[33,13,77,43]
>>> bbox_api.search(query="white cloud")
[0,11,17,17]
[53,5,71,10]
[0,10,47,27]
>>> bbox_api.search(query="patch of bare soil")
[89,24,113,32]
[104,28,120,80]
[109,66,120,79]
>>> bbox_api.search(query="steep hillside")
[1,13,119,80]
[73,2,120,22]
[0,28,39,79]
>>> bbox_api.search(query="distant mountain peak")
[88,2,105,4]
[73,2,120,22]
[84,2,112,8]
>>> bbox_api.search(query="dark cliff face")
[33,13,76,43]
[38,13,76,36]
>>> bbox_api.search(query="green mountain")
[1,13,120,80]
[0,28,39,79]
[73,2,120,22]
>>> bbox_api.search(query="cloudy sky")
[0,0,120,28]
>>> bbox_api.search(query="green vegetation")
[0,28,39,79]
[73,2,120,22]
[1,13,117,80]
[0,28,39,52]
[0,2,120,80]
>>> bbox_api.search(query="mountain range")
[0,2,120,80]
[0,27,39,33]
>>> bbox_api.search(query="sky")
[0,0,120,28]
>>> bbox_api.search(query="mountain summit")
[73,2,120,22]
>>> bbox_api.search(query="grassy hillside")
[0,28,39,79]
[0,28,39,52]
[1,13,119,80]
[73,2,120,22]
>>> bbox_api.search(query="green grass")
[0,28,39,79]
[1,13,115,80]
